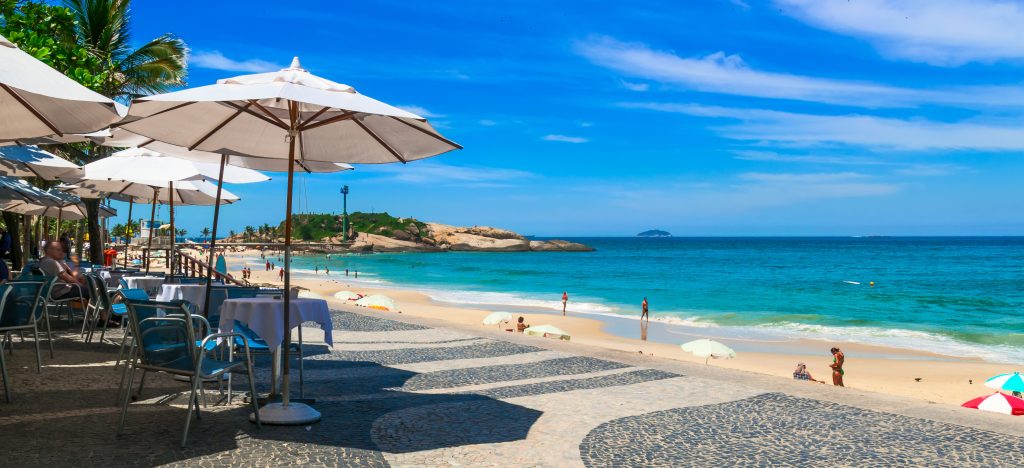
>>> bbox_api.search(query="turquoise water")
[279,237,1024,363]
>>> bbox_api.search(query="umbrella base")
[250,402,321,425]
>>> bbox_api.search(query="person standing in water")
[561,291,568,316]
[829,347,845,387]
[641,297,649,321]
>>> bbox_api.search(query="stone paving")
[0,306,1021,467]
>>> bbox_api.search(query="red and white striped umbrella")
[961,392,1024,416]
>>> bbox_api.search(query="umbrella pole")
[145,189,158,274]
[56,210,62,242]
[255,105,320,425]
[202,154,227,318]
[123,197,133,269]
[169,181,175,279]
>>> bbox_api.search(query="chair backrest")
[119,277,130,289]
[0,285,15,327]
[0,280,47,327]
[117,288,150,302]
[87,274,111,314]
[123,300,198,372]
[178,277,208,285]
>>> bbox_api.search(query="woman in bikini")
[829,347,845,387]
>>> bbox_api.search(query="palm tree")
[244,225,255,242]
[201,227,211,242]
[62,0,187,263]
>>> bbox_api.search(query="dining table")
[121,276,166,298]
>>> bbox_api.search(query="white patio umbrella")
[680,339,736,365]
[0,34,120,140]
[0,145,81,180]
[482,311,513,326]
[59,149,262,273]
[0,175,55,203]
[117,57,460,425]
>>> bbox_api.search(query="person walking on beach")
[325,267,329,275]
[315,266,319,274]
[354,270,359,278]
[278,267,284,281]
[561,291,568,316]
[345,268,349,277]
[829,347,845,387]
[641,297,649,321]
[265,260,271,271]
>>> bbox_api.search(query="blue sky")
[111,0,1024,236]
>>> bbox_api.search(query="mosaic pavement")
[0,306,1020,467]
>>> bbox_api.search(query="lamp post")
[340,185,350,242]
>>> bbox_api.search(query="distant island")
[226,212,593,253]
[637,229,672,237]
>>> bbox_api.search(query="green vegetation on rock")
[284,212,428,241]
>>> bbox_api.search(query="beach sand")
[223,248,1015,408]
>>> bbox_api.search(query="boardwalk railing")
[174,248,247,286]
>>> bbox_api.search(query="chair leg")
[41,312,54,359]
[246,358,261,428]
[181,376,202,447]
[298,327,304,399]
[1,344,10,403]
[135,370,147,398]
[115,330,131,370]
[31,323,41,374]
[117,357,138,436]
[116,340,136,405]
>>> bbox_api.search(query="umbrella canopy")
[0,145,81,180]
[961,392,1024,416]
[0,175,56,203]
[986,372,1024,393]
[0,193,116,220]
[60,178,240,206]
[60,147,269,185]
[354,294,397,311]
[482,311,513,325]
[0,34,120,139]
[332,290,361,301]
[119,57,460,164]
[96,128,355,173]
[681,339,736,364]
[524,324,570,341]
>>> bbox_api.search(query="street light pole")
[341,185,350,242]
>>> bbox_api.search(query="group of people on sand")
[793,347,845,387]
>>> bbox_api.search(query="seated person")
[516,316,529,333]
[0,257,9,283]
[38,241,91,301]
[792,362,818,382]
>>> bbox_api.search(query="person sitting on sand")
[829,347,845,387]
[792,362,819,382]
[516,316,529,333]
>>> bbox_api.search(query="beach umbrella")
[0,145,81,180]
[116,56,459,425]
[524,324,570,341]
[482,311,513,326]
[681,339,736,365]
[354,294,398,312]
[0,175,55,203]
[0,190,116,220]
[332,290,361,301]
[961,392,1024,416]
[985,372,1024,393]
[0,34,120,140]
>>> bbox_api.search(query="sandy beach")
[215,247,1017,408]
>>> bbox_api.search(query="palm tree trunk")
[1,212,22,270]
[84,198,104,264]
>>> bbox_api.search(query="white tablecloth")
[156,284,210,310]
[219,298,333,349]
[122,276,165,297]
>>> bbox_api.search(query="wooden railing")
[173,248,247,286]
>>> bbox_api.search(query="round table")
[122,276,165,297]
[156,284,210,310]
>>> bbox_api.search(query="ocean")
[270,237,1024,363]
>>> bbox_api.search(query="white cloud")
[190,51,281,72]
[738,172,869,183]
[575,35,1024,108]
[624,102,1024,151]
[479,119,497,126]
[359,161,532,186]
[733,150,966,176]
[776,0,1024,66]
[620,80,650,92]
[543,134,589,143]
[397,105,444,118]
[729,0,751,9]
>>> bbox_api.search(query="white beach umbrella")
[524,324,571,341]
[680,339,736,365]
[0,145,81,180]
[482,311,513,326]
[0,175,56,203]
[985,372,1024,393]
[60,178,240,205]
[61,147,269,185]
[332,290,361,301]
[0,192,116,220]
[0,34,120,139]
[116,57,459,425]
[354,294,398,311]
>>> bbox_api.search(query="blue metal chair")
[2,279,55,367]
[0,286,15,402]
[117,300,260,447]
[222,287,307,397]
[111,289,152,368]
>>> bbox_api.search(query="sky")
[110,0,1024,236]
